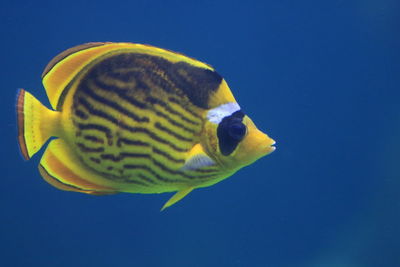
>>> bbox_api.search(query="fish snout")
[248,129,276,156]
[265,138,276,154]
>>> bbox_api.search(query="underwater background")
[1,0,399,266]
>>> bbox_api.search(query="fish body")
[17,42,275,209]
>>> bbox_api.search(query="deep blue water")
[1,1,399,266]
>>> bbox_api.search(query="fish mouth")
[265,139,276,154]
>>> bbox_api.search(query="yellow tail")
[16,89,59,160]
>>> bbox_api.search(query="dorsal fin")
[41,42,218,110]
[41,42,109,79]
[41,42,130,110]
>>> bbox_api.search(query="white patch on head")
[207,102,241,124]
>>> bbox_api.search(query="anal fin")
[161,187,194,211]
[39,138,117,195]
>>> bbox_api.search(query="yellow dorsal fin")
[41,42,215,111]
[161,187,194,211]
[41,42,108,79]
[42,42,124,110]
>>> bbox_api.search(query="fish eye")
[216,110,246,156]
[228,122,246,140]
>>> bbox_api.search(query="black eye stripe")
[230,110,245,120]
[217,110,246,156]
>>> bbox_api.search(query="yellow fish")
[16,42,275,210]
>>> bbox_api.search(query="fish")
[16,42,275,210]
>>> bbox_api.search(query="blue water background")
[1,1,399,266]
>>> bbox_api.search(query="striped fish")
[16,42,275,210]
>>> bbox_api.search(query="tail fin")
[16,89,59,160]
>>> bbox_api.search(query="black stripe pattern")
[70,52,223,187]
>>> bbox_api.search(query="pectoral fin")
[161,187,194,211]
[181,143,215,171]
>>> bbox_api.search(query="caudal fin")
[16,89,59,160]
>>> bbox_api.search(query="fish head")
[204,103,275,171]
[231,115,275,167]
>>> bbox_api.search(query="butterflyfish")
[16,42,276,210]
